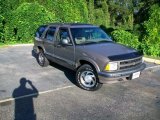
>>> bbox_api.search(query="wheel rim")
[80,71,96,88]
[38,53,44,64]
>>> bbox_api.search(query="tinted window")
[57,28,71,44]
[45,27,56,41]
[35,25,47,38]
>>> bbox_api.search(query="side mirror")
[61,38,72,46]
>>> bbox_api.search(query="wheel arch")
[76,58,100,72]
[36,45,45,53]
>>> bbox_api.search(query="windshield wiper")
[97,40,112,43]
[78,40,112,45]
[80,41,97,45]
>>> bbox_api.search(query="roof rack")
[46,23,92,26]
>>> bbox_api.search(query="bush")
[94,9,106,26]
[142,4,160,57]
[53,0,88,23]
[111,29,140,50]
[0,15,4,43]
[4,2,55,43]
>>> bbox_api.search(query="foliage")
[134,0,159,24]
[111,29,140,50]
[102,1,110,27]
[87,0,110,27]
[53,0,88,23]
[4,2,55,43]
[87,0,95,24]
[0,15,4,42]
[142,4,160,57]
[0,0,160,57]
[94,9,105,25]
[108,0,134,30]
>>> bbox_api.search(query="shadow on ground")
[12,77,39,120]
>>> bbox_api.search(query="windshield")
[70,27,112,45]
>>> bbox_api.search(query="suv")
[33,23,146,91]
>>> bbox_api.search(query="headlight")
[105,62,118,71]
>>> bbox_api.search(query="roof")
[46,23,97,28]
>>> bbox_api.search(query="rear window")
[44,27,56,41]
[35,25,47,38]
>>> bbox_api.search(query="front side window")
[70,27,112,45]
[45,27,56,41]
[57,28,72,44]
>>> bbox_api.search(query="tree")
[142,4,160,56]
[102,0,110,27]
[87,0,95,23]
[52,0,88,23]
[108,0,134,30]
[134,0,159,24]
[4,2,56,43]
[0,15,4,42]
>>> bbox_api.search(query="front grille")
[119,57,142,70]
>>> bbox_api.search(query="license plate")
[132,71,140,79]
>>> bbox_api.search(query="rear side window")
[44,27,56,41]
[35,25,47,38]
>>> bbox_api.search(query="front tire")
[76,64,102,91]
[37,50,49,67]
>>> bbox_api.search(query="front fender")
[76,57,101,72]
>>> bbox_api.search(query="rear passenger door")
[43,26,56,55]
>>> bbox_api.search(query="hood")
[76,42,141,61]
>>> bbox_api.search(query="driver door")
[54,27,75,69]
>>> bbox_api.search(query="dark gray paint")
[34,23,145,82]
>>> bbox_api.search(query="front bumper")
[98,63,146,83]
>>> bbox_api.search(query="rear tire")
[76,64,102,91]
[37,50,49,67]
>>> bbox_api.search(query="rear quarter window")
[35,25,47,38]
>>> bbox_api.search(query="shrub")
[0,15,4,43]
[111,29,140,50]
[142,4,160,57]
[4,2,55,43]
[53,0,88,23]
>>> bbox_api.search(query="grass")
[0,41,33,48]
[0,43,8,48]
[144,55,160,60]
